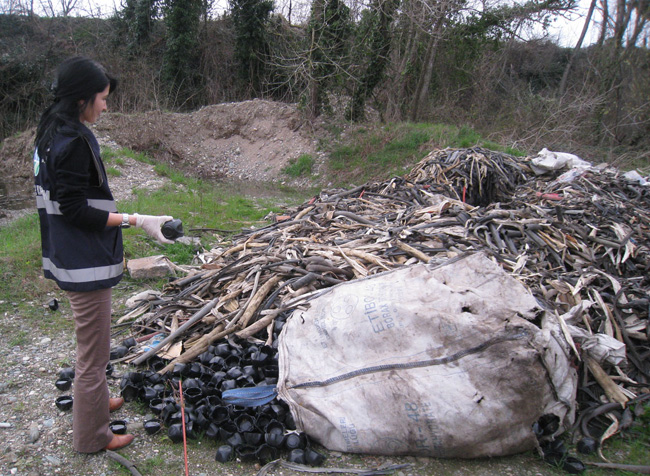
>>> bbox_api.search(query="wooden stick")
[294,205,314,220]
[160,323,228,373]
[585,356,629,405]
[132,297,219,366]
[237,275,283,329]
[340,248,391,270]
[394,239,430,263]
[222,241,267,257]
[236,311,281,339]
[586,462,650,474]
[105,451,143,476]
[226,268,262,330]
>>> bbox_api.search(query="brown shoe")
[109,397,124,413]
[104,433,134,451]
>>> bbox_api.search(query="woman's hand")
[133,214,175,244]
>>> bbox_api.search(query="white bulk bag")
[277,252,576,458]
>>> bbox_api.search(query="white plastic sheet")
[623,170,650,186]
[569,326,627,367]
[530,148,591,175]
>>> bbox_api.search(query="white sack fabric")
[277,252,577,458]
[530,148,592,175]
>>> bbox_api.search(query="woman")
[34,56,174,452]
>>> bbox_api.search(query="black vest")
[34,123,123,292]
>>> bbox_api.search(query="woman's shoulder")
[54,122,97,149]
[50,126,87,158]
[57,120,91,139]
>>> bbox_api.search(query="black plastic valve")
[162,218,184,240]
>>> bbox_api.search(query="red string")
[179,380,189,476]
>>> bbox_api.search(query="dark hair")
[35,56,117,154]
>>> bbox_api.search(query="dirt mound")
[0,99,325,194]
[0,127,36,182]
[94,98,324,183]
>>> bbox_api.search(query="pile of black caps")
[118,337,326,466]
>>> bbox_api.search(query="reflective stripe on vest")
[36,196,118,215]
[42,257,123,283]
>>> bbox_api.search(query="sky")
[38,0,599,48]
[538,2,600,47]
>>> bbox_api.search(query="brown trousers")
[67,288,114,453]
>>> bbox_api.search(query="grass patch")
[106,166,121,177]
[586,401,650,469]
[9,330,29,347]
[328,123,441,183]
[101,146,119,163]
[325,122,527,185]
[453,125,482,148]
[152,162,191,184]
[0,213,57,316]
[139,455,168,473]
[102,145,155,165]
[0,174,307,339]
[446,125,526,155]
[283,154,315,177]
[122,147,155,164]
[103,146,189,184]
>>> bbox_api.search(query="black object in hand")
[161,219,184,240]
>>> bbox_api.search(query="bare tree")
[306,0,325,118]
[612,0,629,47]
[595,0,649,46]
[36,0,79,16]
[60,0,79,15]
[559,0,597,95]
[0,0,36,14]
[597,0,608,45]
[626,0,649,47]
[409,0,451,121]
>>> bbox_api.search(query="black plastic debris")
[47,298,59,311]
[113,337,326,467]
[161,218,184,240]
[55,395,73,411]
[215,445,233,463]
[109,345,129,360]
[55,378,72,391]
[576,437,597,455]
[109,420,127,434]
[58,367,75,380]
[144,419,161,435]
[540,439,585,474]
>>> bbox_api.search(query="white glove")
[134,214,175,245]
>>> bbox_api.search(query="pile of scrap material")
[117,147,649,448]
